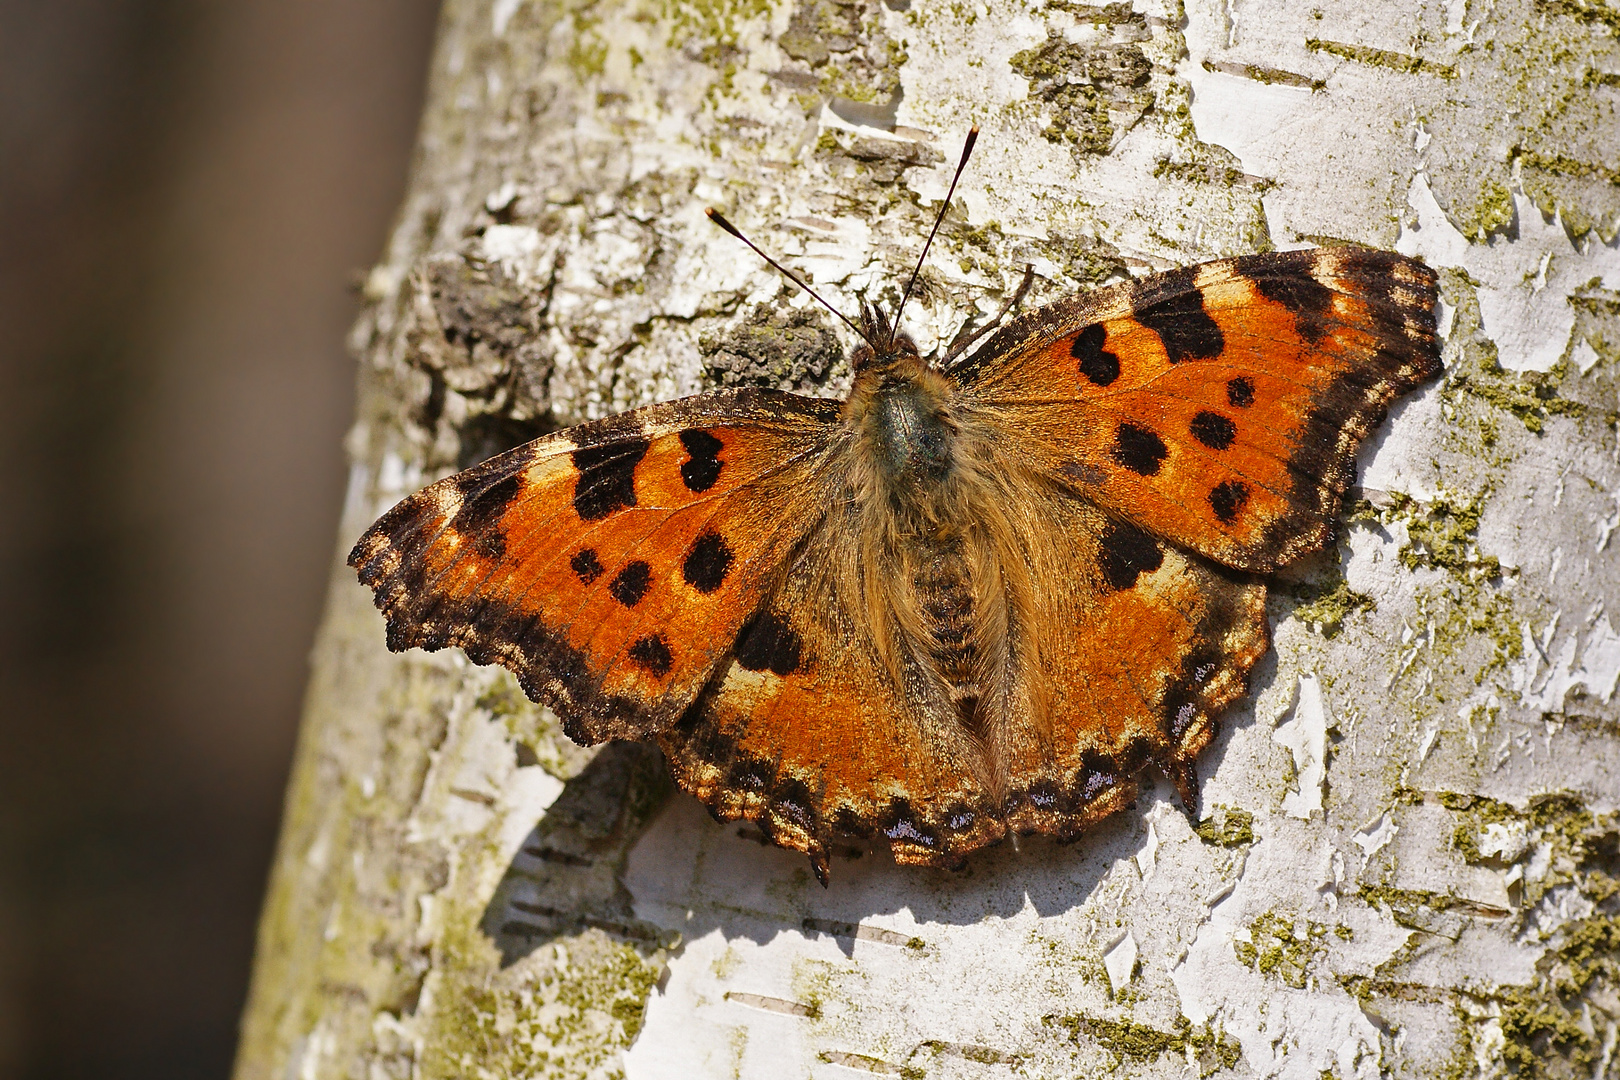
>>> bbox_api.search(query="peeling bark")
[234,0,1620,1077]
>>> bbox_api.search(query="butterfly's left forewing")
[350,388,840,745]
[955,248,1442,572]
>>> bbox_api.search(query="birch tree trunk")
[233,0,1620,1076]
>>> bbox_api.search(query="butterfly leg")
[944,264,1036,363]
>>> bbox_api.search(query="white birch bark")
[234,0,1620,1076]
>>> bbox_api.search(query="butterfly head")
[851,300,924,376]
[842,298,960,488]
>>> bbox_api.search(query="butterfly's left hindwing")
[349,388,840,744]
[955,248,1442,572]
[659,521,1006,882]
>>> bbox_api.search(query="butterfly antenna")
[705,208,870,344]
[894,125,979,332]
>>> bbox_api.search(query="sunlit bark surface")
[234,0,1620,1076]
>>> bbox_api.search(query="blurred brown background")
[0,1,442,1075]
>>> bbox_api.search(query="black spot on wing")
[1058,460,1106,486]
[1249,268,1335,343]
[769,777,816,832]
[734,611,802,675]
[1097,520,1163,591]
[1160,578,1257,750]
[832,805,871,838]
[1329,249,1435,329]
[1111,422,1168,476]
[1132,269,1224,363]
[572,439,649,520]
[1022,782,1062,814]
[1190,410,1236,450]
[1226,376,1255,408]
[1162,650,1223,743]
[679,428,723,458]
[628,634,673,676]
[1168,699,1201,742]
[1209,480,1250,524]
[683,531,734,593]
[570,548,604,585]
[452,473,521,560]
[1071,324,1120,387]
[609,561,652,607]
[678,429,724,493]
[944,804,977,831]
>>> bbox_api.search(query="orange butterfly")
[351,132,1441,884]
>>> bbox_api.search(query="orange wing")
[990,494,1268,839]
[952,248,1442,571]
[658,483,1269,879]
[658,521,1005,884]
[349,388,839,745]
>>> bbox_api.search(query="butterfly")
[350,131,1442,885]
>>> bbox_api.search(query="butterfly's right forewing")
[350,388,841,745]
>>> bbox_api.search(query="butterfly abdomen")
[913,541,981,727]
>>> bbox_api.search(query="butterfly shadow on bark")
[478,738,1144,968]
[480,656,1266,973]
[480,741,676,968]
